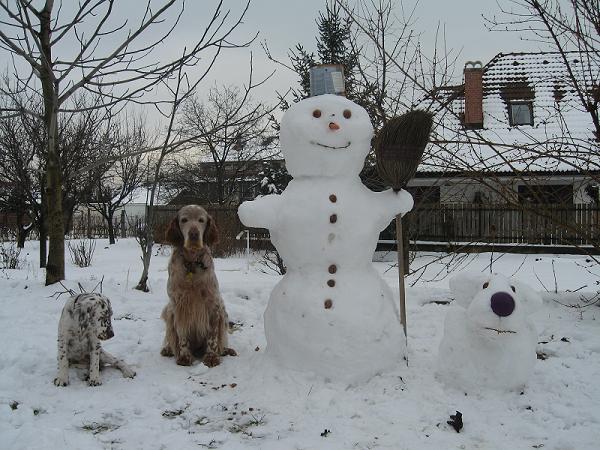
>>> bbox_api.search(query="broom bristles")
[375,110,434,190]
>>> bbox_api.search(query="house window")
[509,101,533,126]
[406,186,440,205]
[518,184,573,205]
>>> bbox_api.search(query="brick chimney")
[463,61,483,127]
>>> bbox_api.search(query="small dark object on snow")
[10,400,19,410]
[561,337,570,342]
[321,429,331,437]
[537,351,548,360]
[447,411,463,433]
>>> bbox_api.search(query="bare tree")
[89,114,147,244]
[168,84,280,205]
[0,0,252,284]
[134,55,273,291]
[59,99,111,234]
[0,99,37,247]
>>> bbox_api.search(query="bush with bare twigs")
[0,238,22,270]
[67,239,96,268]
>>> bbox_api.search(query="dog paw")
[122,368,136,379]
[222,347,237,357]
[53,377,69,387]
[160,347,174,357]
[88,378,102,387]
[203,353,221,367]
[176,354,193,366]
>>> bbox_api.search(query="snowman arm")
[238,194,281,229]
[373,188,414,223]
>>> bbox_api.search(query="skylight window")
[509,101,533,126]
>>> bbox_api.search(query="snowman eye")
[343,109,351,119]
[483,281,489,289]
[511,285,516,293]
[312,109,322,118]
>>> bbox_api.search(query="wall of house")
[409,176,596,205]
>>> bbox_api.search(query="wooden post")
[395,214,407,343]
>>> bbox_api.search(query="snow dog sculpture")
[238,94,413,383]
[438,272,542,391]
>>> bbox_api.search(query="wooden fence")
[153,203,600,253]
[3,203,599,252]
[403,203,600,247]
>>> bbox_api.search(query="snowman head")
[449,272,542,337]
[280,94,373,178]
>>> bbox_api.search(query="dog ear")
[76,305,94,334]
[165,216,183,246]
[449,272,490,308]
[512,280,543,315]
[204,214,219,247]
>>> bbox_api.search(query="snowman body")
[238,95,413,383]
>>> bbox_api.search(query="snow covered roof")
[419,52,599,175]
[128,187,167,205]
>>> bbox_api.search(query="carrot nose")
[329,122,340,130]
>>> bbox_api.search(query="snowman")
[238,94,413,383]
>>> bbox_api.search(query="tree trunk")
[16,212,30,248]
[39,184,47,268]
[120,210,127,239]
[87,208,92,239]
[45,145,65,285]
[135,241,152,292]
[40,2,65,285]
[107,211,116,244]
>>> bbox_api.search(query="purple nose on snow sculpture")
[490,292,515,317]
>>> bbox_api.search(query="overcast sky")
[1,0,549,122]
[195,0,546,102]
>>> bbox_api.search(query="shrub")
[0,240,22,269]
[68,239,96,267]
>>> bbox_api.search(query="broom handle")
[395,214,407,342]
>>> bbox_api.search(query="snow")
[422,52,600,174]
[1,240,600,449]
[238,95,413,383]
[438,272,542,391]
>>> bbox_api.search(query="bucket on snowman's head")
[309,64,346,97]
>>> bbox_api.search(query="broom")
[374,110,434,343]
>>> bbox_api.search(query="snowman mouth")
[484,327,517,334]
[311,140,351,150]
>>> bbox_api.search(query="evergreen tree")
[288,2,359,103]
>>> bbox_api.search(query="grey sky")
[195,0,545,101]
[1,0,547,121]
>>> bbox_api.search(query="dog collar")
[183,258,207,276]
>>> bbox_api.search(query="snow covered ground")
[1,239,599,450]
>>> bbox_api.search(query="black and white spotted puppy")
[54,293,135,387]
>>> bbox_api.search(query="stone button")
[327,279,335,287]
[329,214,337,223]
[329,194,337,203]
[324,299,333,309]
[328,264,337,274]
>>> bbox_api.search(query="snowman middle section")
[263,177,407,383]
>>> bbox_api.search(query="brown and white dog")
[160,205,236,367]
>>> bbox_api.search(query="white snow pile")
[437,272,542,391]
[238,94,413,383]
[1,241,600,449]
